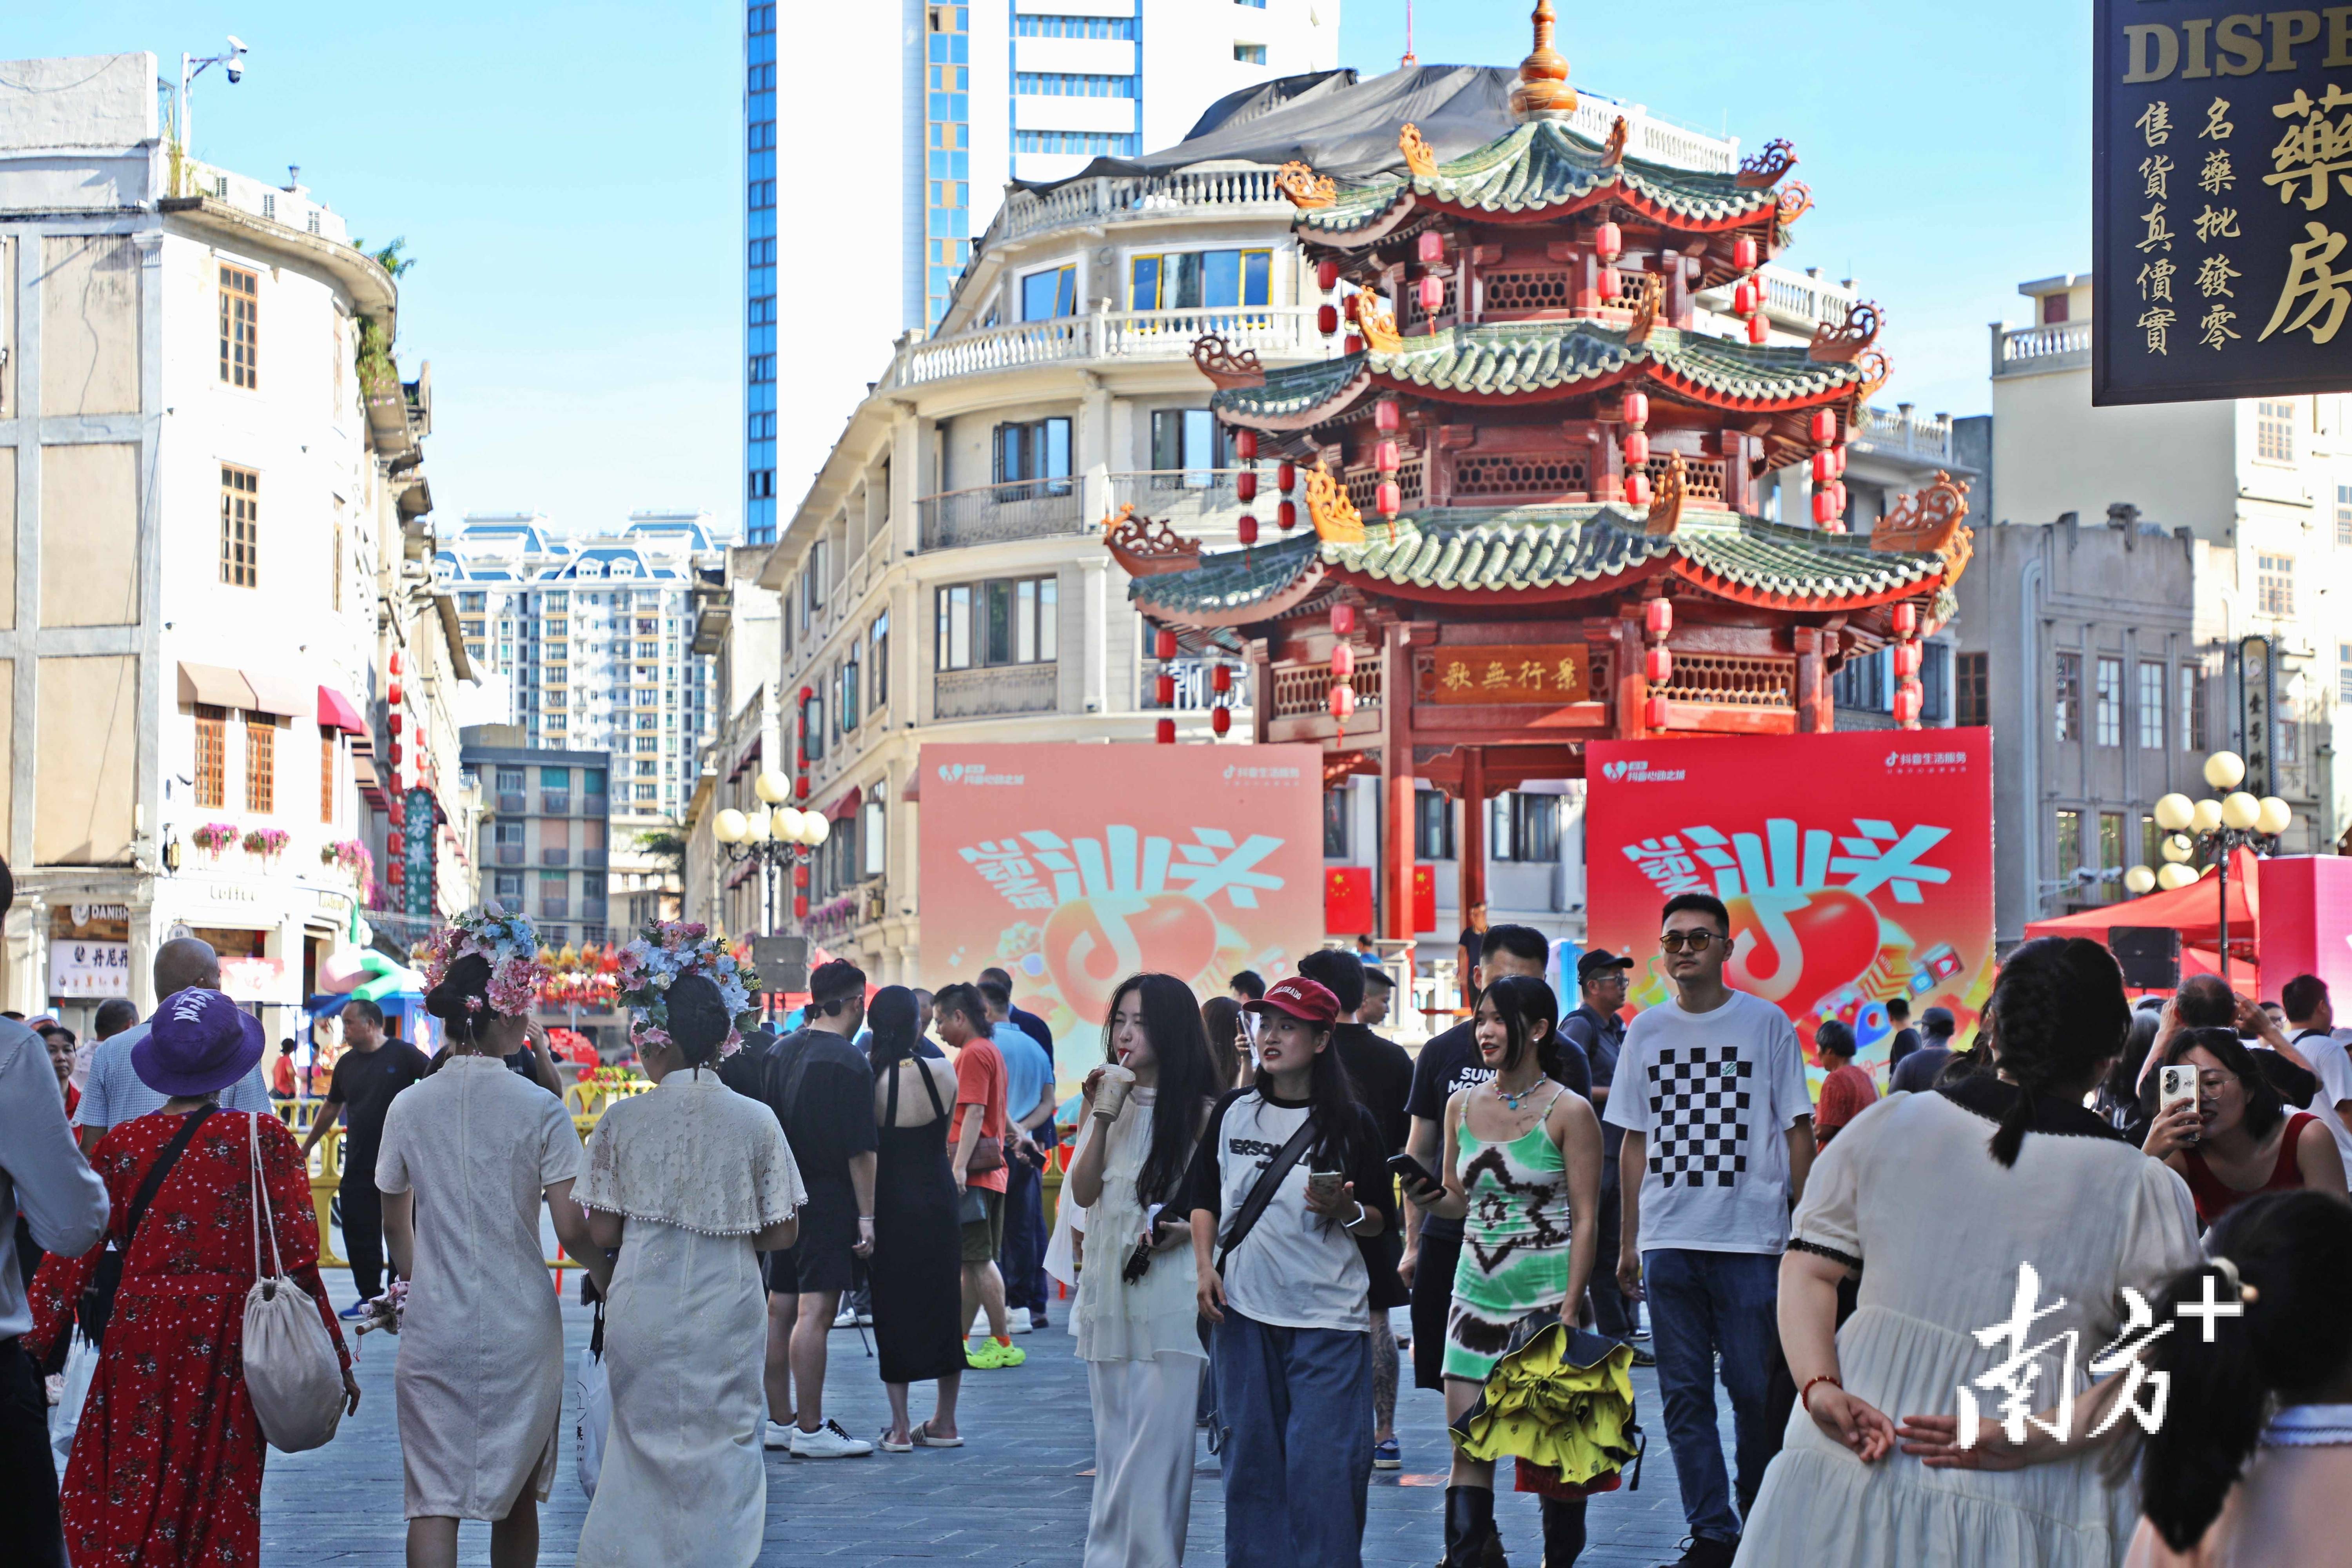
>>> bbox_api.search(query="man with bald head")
[76,936,271,1153]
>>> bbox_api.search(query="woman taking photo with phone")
[1053,973,1220,1567]
[2142,1027,2346,1229]
[1186,975,1396,1568]
[1402,974,1604,1567]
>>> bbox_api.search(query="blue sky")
[14,2,2091,539]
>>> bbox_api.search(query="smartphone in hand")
[1122,1203,1166,1284]
[2159,1065,2200,1145]
[1387,1152,1443,1199]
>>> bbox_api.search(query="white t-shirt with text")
[1604,988,1811,1255]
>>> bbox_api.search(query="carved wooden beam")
[1736,138,1798,188]
[1809,299,1884,364]
[1645,453,1687,537]
[1305,463,1366,544]
[1399,122,1437,178]
[1190,333,1266,389]
[1274,160,1338,209]
[1103,504,1204,576]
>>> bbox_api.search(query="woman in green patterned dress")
[1405,973,1604,1567]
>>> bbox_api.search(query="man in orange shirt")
[1811,1020,1877,1149]
[938,982,1022,1368]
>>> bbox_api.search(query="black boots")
[1538,1495,1586,1567]
[1440,1485,1508,1568]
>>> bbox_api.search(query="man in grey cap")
[1559,949,1646,1354]
[1887,1005,1959,1094]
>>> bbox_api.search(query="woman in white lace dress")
[576,972,804,1568]
[1049,973,1221,1568]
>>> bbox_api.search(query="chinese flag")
[1412,865,1436,933]
[1325,867,1373,934]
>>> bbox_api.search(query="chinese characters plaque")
[2094,2,2352,403]
[1419,644,1592,704]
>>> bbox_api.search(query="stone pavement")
[264,1267,1711,1565]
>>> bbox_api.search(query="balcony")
[495,791,525,814]
[542,791,571,816]
[1992,319,2092,378]
[890,305,1320,392]
[918,478,1085,550]
[1109,470,1258,538]
[541,848,570,866]
[495,845,524,866]
[583,848,608,869]
[583,793,609,817]
[934,664,1059,720]
[541,898,569,920]
[1852,403,1954,464]
[581,898,608,921]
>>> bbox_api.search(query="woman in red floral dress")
[25,988,356,1566]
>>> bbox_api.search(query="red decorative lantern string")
[1595,220,1622,262]
[1278,499,1298,532]
[1746,314,1770,345]
[1318,303,1339,336]
[1732,234,1759,273]
[1417,275,1443,314]
[1416,230,1444,265]
[1318,258,1339,292]
[1810,408,1837,445]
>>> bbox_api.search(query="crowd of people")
[8,883,2352,1568]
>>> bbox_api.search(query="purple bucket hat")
[131,987,265,1098]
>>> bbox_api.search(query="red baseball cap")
[1244,975,1341,1025]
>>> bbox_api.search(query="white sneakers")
[762,1421,797,1450]
[787,1419,874,1459]
[970,1310,1039,1335]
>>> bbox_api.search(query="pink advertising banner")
[2258,856,2352,1003]
[918,743,1325,1083]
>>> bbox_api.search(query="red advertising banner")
[919,743,1324,1082]
[1586,730,1996,1091]
[2258,856,2352,1004]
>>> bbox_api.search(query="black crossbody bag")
[77,1104,216,1345]
[1213,1116,1319,1281]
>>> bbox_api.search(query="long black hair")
[2160,1025,2286,1143]
[1980,936,2132,1167]
[866,984,922,1075]
[1249,1006,1365,1172]
[1480,974,1559,1077]
[425,953,496,1047]
[1199,995,1243,1091]
[1103,973,1220,1207]
[663,972,731,1073]
[2134,1191,2352,1548]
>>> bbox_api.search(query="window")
[748,62,775,93]
[862,799,886,877]
[494,766,524,794]
[933,577,1057,669]
[1234,43,1267,63]
[748,295,776,326]
[2143,814,2165,871]
[748,120,775,152]
[1020,265,1078,321]
[2054,652,2082,742]
[195,704,227,809]
[748,354,775,383]
[1414,789,1455,861]
[1832,647,1890,712]
[1131,249,1272,312]
[995,417,1072,489]
[2337,485,2352,547]
[245,713,276,814]
[1491,793,1561,862]
[2055,809,2082,886]
[460,592,486,612]
[1922,642,1951,724]
[2138,660,2167,750]
[2257,399,2296,462]
[1956,651,1989,728]
[319,732,335,824]
[2095,656,2123,747]
[807,690,826,760]
[541,766,570,789]
[1151,409,1229,476]
[332,521,343,612]
[2259,552,2295,616]
[1014,130,1141,156]
[870,613,889,709]
[2099,812,2125,898]
[218,265,258,388]
[749,4,775,34]
[748,179,775,210]
[1013,73,1138,97]
[494,871,524,902]
[1323,788,1350,858]
[840,650,860,732]
[218,464,259,588]
[2042,292,2069,324]
[1015,14,1137,37]
[2341,643,2352,702]
[749,237,776,267]
[2183,665,2207,750]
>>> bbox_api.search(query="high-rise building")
[746,0,1346,544]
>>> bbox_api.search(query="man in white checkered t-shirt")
[1602,894,1814,1568]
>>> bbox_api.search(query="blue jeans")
[998,1156,1051,1313]
[1642,1247,1781,1544]
[1210,1311,1373,1568]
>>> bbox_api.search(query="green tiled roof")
[1213,323,1861,424]
[1130,506,1943,619]
[1300,118,1779,236]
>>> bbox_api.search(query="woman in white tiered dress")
[576,971,804,1568]
[1733,937,2202,1568]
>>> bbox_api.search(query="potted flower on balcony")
[191,822,239,859]
[321,838,373,878]
[243,827,292,861]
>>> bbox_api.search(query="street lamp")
[2127,752,2293,988]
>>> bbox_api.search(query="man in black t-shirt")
[301,998,429,1313]
[1400,923,1586,1391]
[1558,949,1643,1353]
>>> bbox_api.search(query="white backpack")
[240,1112,347,1452]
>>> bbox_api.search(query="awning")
[2024,846,2261,960]
[353,753,387,808]
[178,662,255,709]
[829,786,863,820]
[242,670,311,719]
[317,685,368,735]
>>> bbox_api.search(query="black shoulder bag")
[1212,1116,1319,1279]
[77,1104,216,1345]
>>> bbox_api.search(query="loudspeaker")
[2109,926,2181,990]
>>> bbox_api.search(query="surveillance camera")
[226,65,242,83]
[227,35,247,52]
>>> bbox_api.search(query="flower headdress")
[419,907,551,1018]
[617,920,762,1058]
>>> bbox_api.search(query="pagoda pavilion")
[1104,2,1974,948]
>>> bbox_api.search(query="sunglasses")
[1658,930,1728,953]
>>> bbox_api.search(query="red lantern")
[1621,430,1650,467]
[1624,472,1651,508]
[1644,695,1671,729]
[1318,303,1339,335]
[1417,275,1443,314]
[1238,514,1259,546]
[1236,470,1258,502]
[1622,390,1648,429]
[1330,604,1356,635]
[1374,440,1400,473]
[1156,673,1176,707]
[793,864,810,889]
[1155,628,1179,661]
[389,740,404,765]
[1595,221,1622,261]
[1833,443,1849,479]
[388,859,405,884]
[798,686,813,703]
[1812,489,1838,526]
[1597,266,1620,300]
[1318,258,1339,292]
[1733,279,1759,317]
[794,895,809,918]
[1156,718,1176,744]
[1645,647,1674,684]
[1328,685,1356,721]
[388,651,403,675]
[1892,641,1922,679]
[388,712,403,735]
[1644,598,1674,638]
[1416,230,1444,265]
[1810,408,1837,444]
[1330,644,1356,680]
[795,749,808,769]
[1746,313,1770,345]
[1277,461,1296,492]
[796,775,809,799]
[1828,480,1847,515]
[1343,293,1361,323]
[1374,399,1401,433]
[1891,602,1919,636]
[1210,705,1232,737]
[1345,334,1364,354]
[1211,663,1232,694]
[1893,684,1922,726]
[1376,481,1401,517]
[1278,499,1298,531]
[1733,235,1759,272]
[1811,450,1836,485]
[387,801,406,828]
[386,681,402,706]
[1234,429,1257,461]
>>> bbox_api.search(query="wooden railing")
[1270,657,1385,718]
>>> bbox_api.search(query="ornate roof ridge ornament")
[1357,291,1404,354]
[1102,504,1204,576]
[1856,346,1893,401]
[1736,138,1798,188]
[1645,453,1687,537]
[1399,122,1437,177]
[1776,181,1814,229]
[1304,463,1366,544]
[1600,115,1628,167]
[1509,0,1578,122]
[1871,472,1971,555]
[1623,272,1664,348]
[1274,160,1338,209]
[1191,333,1266,389]
[1809,299,1883,363]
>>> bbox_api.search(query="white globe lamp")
[2256,796,2294,836]
[2221,791,2262,831]
[2123,865,2157,895]
[2203,751,2246,791]
[2157,862,2199,890]
[801,813,832,848]
[2191,798,2224,834]
[2152,793,2196,833]
[714,808,748,844]
[744,808,771,842]
[755,769,791,804]
[2161,833,2194,864]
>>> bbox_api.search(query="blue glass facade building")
[745,2,779,543]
